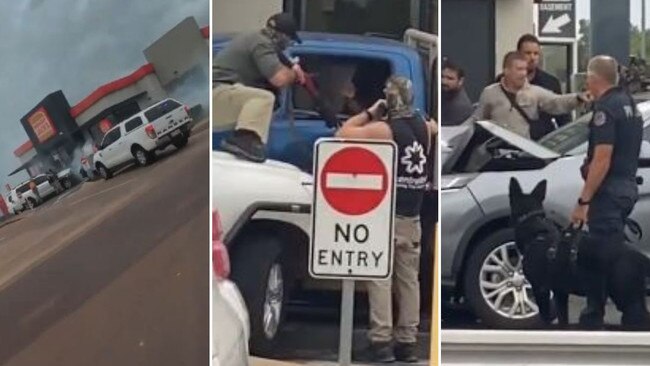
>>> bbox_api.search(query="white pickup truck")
[94,98,192,179]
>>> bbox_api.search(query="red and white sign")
[309,139,396,280]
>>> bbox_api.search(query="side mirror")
[640,140,650,159]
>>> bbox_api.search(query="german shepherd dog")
[509,178,650,329]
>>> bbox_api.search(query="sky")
[0,0,209,189]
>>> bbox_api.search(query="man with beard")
[213,13,306,162]
[441,58,473,126]
[336,76,436,363]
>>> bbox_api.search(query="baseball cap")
[267,13,302,44]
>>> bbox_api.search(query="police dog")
[509,178,650,329]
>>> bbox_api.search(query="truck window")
[101,128,121,149]
[144,99,181,122]
[124,116,144,133]
[292,54,392,118]
[16,184,30,194]
[34,176,48,185]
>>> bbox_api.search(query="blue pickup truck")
[213,31,435,172]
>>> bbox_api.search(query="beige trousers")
[212,83,275,143]
[367,216,422,344]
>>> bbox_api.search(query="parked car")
[213,151,312,356]
[11,172,70,210]
[440,101,650,329]
[213,209,250,366]
[94,98,192,180]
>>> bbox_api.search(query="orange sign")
[27,107,57,143]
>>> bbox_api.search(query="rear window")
[144,99,181,122]
[16,184,30,194]
[124,116,144,133]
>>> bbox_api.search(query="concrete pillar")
[591,0,630,65]
[495,0,534,75]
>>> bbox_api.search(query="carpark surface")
[0,121,209,366]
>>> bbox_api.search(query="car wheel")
[62,179,72,189]
[26,198,37,210]
[229,232,290,357]
[463,228,543,329]
[97,164,112,180]
[173,134,189,149]
[133,146,153,166]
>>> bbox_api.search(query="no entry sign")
[309,139,396,280]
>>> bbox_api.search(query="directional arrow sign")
[538,0,576,39]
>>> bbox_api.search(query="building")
[213,0,436,36]
[11,17,209,178]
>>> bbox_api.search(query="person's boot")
[220,129,266,163]
[394,342,418,363]
[369,342,395,363]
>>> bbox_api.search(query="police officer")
[336,76,436,363]
[571,55,643,328]
[213,13,306,162]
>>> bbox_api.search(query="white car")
[213,209,250,366]
[10,173,66,210]
[213,151,312,356]
[94,98,192,179]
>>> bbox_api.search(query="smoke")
[69,140,97,182]
[167,55,210,119]
[0,0,209,190]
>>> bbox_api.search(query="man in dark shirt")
[336,76,436,363]
[518,34,571,138]
[571,55,643,328]
[441,59,473,126]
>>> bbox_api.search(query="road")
[261,299,431,365]
[0,122,209,366]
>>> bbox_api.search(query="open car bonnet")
[476,120,561,160]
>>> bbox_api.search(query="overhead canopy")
[8,157,36,176]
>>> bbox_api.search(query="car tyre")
[133,146,154,166]
[229,231,290,357]
[463,228,544,329]
[62,178,72,189]
[26,197,37,210]
[97,164,112,180]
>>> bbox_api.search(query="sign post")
[310,139,397,365]
[537,0,576,40]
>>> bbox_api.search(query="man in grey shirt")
[468,51,589,139]
[213,13,306,162]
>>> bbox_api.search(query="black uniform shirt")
[587,87,643,182]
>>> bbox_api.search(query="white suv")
[94,98,192,179]
[11,173,63,210]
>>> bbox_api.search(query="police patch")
[593,111,607,126]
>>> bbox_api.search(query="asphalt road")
[0,123,209,366]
